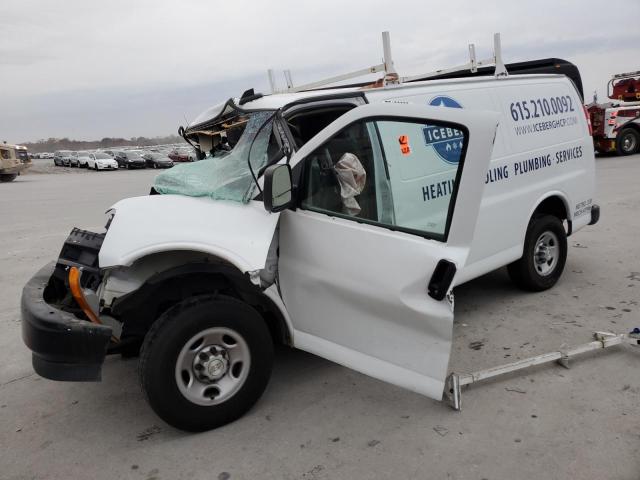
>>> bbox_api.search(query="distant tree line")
[19,135,186,153]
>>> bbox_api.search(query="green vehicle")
[0,143,31,182]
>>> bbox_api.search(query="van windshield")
[153,110,276,203]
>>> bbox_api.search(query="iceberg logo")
[424,96,464,164]
[429,96,463,109]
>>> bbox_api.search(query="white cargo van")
[22,34,599,431]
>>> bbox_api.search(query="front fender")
[99,195,279,272]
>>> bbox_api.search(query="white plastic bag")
[334,153,366,215]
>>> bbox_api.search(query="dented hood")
[99,195,279,272]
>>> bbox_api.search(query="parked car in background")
[142,152,174,169]
[69,152,80,167]
[53,150,74,167]
[168,148,196,162]
[77,152,91,168]
[87,152,118,170]
[114,151,146,169]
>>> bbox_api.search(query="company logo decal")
[423,96,464,164]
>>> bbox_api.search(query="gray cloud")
[0,0,638,142]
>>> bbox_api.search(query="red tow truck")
[587,71,640,155]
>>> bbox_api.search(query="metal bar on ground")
[446,330,639,411]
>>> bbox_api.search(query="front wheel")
[616,128,640,155]
[139,295,273,432]
[507,215,567,291]
[0,174,17,182]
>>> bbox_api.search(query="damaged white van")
[22,35,599,431]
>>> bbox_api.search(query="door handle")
[428,260,457,301]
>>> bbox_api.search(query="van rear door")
[277,103,498,400]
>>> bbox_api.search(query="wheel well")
[532,195,570,234]
[619,122,640,146]
[110,265,291,353]
[620,122,640,135]
[534,196,568,220]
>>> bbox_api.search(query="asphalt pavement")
[1,156,639,480]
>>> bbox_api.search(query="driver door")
[277,103,498,400]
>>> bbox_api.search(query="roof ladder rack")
[268,31,509,94]
[401,33,508,83]
[268,31,394,94]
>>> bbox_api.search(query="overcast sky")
[1,0,638,143]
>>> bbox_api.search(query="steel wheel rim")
[533,231,559,276]
[175,327,251,406]
[622,133,637,153]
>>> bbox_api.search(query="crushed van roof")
[187,73,564,131]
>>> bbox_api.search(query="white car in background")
[77,152,91,168]
[87,152,118,170]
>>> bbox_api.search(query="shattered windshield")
[154,110,276,203]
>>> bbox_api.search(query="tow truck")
[587,70,640,155]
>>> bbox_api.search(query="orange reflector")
[68,266,102,325]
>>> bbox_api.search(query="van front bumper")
[21,262,112,381]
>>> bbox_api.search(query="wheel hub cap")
[533,231,559,276]
[192,345,229,381]
[175,327,250,406]
[623,134,636,152]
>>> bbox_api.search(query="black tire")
[0,174,17,182]
[94,164,98,171]
[139,294,273,432]
[507,214,567,291]
[616,128,640,155]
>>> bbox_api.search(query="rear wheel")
[507,214,567,291]
[616,128,640,155]
[0,174,17,182]
[139,295,273,432]
[94,164,98,171]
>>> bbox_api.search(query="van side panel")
[364,76,595,284]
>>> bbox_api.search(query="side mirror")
[263,163,293,212]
